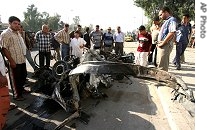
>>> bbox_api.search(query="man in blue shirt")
[173,13,192,70]
[102,27,114,52]
[157,6,177,71]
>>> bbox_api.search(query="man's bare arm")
[2,47,16,68]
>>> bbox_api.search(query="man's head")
[153,16,160,25]
[18,25,24,32]
[159,6,171,20]
[64,23,69,32]
[96,25,100,31]
[77,25,82,31]
[42,24,49,33]
[138,25,146,35]
[85,27,90,33]
[182,13,190,24]
[107,27,111,32]
[8,16,21,31]
[74,30,80,38]
[117,26,121,33]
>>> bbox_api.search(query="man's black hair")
[183,13,190,18]
[8,16,20,23]
[74,30,80,34]
[139,25,146,30]
[161,6,171,14]
[64,23,69,27]
[85,27,89,32]
[153,15,160,21]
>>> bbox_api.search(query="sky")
[0,0,148,32]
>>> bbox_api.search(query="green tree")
[134,0,195,22]
[48,14,61,31]
[22,4,61,32]
[22,4,43,32]
[73,16,80,25]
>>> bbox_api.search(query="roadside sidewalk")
[157,47,195,130]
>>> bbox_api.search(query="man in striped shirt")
[1,16,27,101]
[90,25,103,50]
[35,24,52,68]
[54,24,71,60]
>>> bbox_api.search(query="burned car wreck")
[7,49,195,130]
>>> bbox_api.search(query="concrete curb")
[156,86,195,130]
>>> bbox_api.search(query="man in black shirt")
[83,27,91,49]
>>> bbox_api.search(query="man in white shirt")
[70,30,86,59]
[113,26,125,56]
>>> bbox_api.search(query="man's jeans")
[61,44,70,60]
[173,42,188,68]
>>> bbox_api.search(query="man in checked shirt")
[35,24,52,68]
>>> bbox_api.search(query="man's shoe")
[23,89,31,94]
[9,104,18,111]
[176,67,181,70]
[14,96,26,101]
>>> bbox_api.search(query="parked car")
[125,35,133,42]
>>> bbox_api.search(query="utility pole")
[142,9,144,25]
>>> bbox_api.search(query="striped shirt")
[35,30,52,52]
[0,28,26,64]
[90,30,103,47]
[54,29,70,44]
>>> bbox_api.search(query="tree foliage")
[134,0,195,23]
[22,4,61,32]
[73,16,80,25]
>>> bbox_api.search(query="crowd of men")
[135,6,194,72]
[0,6,194,129]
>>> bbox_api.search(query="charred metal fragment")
[23,48,194,129]
[69,61,195,103]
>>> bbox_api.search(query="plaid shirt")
[35,30,52,52]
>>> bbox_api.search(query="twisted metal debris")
[33,48,194,129]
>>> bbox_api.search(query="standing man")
[83,27,91,49]
[148,16,161,66]
[172,13,192,70]
[157,6,177,71]
[50,30,61,61]
[35,24,52,68]
[19,25,38,72]
[135,25,152,66]
[90,25,103,50]
[54,23,70,60]
[1,16,27,101]
[113,26,125,56]
[102,27,114,52]
[70,30,86,59]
